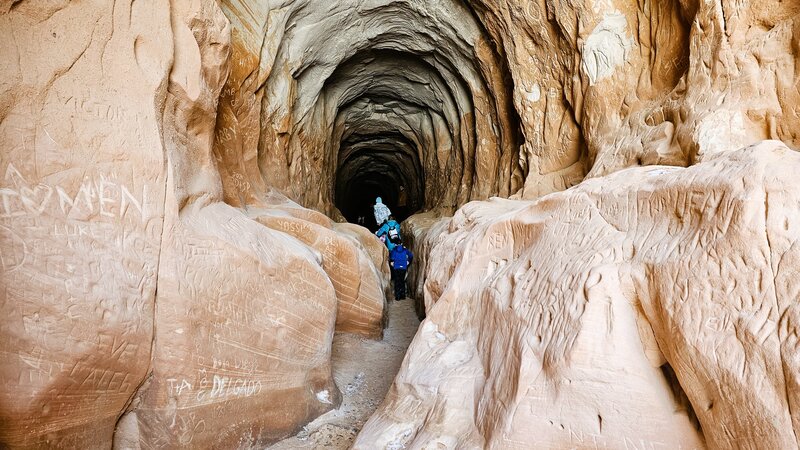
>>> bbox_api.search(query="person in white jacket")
[373,197,391,226]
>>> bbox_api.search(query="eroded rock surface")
[356,142,800,449]
[0,1,170,447]
[465,0,800,198]
[0,1,388,448]
[2,0,800,447]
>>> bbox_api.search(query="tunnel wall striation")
[462,0,800,197]
[214,0,524,221]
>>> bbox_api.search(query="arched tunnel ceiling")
[315,43,517,222]
[326,50,469,223]
[244,0,523,222]
[319,45,497,222]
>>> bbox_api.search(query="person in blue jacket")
[389,237,413,300]
[375,215,401,251]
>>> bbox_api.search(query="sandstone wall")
[465,0,800,197]
[0,1,171,447]
[357,141,800,449]
[0,1,388,448]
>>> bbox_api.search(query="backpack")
[391,246,411,270]
[388,224,400,240]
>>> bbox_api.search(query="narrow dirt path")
[267,299,420,449]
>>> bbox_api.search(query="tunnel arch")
[247,0,523,223]
[325,48,470,223]
[334,130,427,224]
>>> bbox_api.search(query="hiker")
[389,237,413,300]
[375,215,401,250]
[373,197,391,227]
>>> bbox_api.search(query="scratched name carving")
[167,375,263,402]
[0,163,147,222]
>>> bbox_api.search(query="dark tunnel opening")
[334,135,426,229]
[321,27,523,231]
[327,50,448,230]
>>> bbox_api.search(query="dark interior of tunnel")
[328,50,441,229]
[335,130,425,229]
[320,27,523,231]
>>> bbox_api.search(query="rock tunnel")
[3,0,800,448]
[329,45,522,225]
[233,0,524,225]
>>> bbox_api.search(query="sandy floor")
[267,298,420,449]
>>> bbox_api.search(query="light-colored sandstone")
[0,1,388,448]
[252,210,387,338]
[2,0,800,447]
[118,1,390,446]
[0,1,171,447]
[357,142,800,449]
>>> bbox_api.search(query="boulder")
[0,1,171,447]
[356,142,800,449]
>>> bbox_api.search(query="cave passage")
[261,0,523,227]
[323,45,520,230]
[334,131,425,228]
[327,49,454,230]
